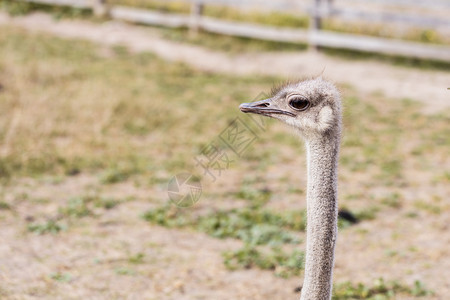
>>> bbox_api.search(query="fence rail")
[326,8,450,29]
[19,0,450,62]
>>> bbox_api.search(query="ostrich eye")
[288,97,310,111]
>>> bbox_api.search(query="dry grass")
[0,26,271,179]
[0,26,449,299]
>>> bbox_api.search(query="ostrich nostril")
[254,103,270,108]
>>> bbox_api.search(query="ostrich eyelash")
[269,80,296,98]
[269,76,314,98]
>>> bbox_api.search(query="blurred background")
[0,0,449,299]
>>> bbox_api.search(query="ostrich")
[239,77,341,300]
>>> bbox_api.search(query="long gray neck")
[300,133,340,300]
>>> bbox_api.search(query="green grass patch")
[61,196,94,218]
[142,205,303,246]
[128,252,145,264]
[115,267,136,276]
[143,202,370,276]
[26,194,124,234]
[0,201,11,210]
[28,220,66,234]
[333,278,432,299]
[50,272,72,283]
[223,245,305,278]
[380,193,403,209]
[59,194,123,218]
[0,0,91,18]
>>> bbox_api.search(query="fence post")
[190,1,204,35]
[328,0,334,12]
[309,0,322,51]
[93,0,109,18]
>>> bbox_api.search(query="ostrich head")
[240,77,341,140]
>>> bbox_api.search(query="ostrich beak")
[239,98,295,117]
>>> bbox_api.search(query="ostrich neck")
[300,135,339,300]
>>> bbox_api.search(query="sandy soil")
[0,12,449,114]
[1,173,449,299]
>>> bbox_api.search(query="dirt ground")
[0,10,449,300]
[2,173,449,299]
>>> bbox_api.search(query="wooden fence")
[21,0,450,61]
